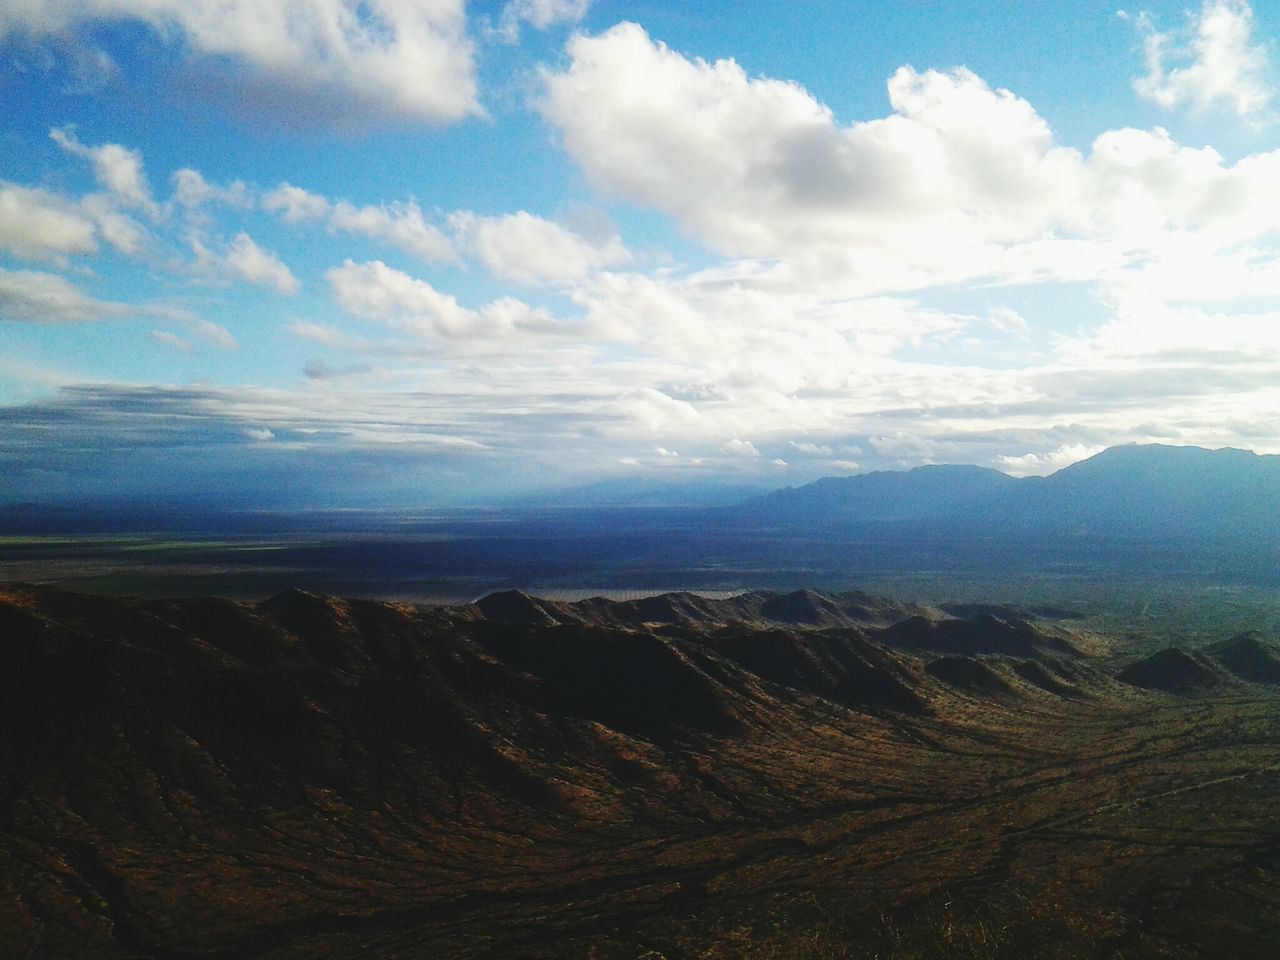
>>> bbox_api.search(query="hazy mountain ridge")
[731,443,1280,547]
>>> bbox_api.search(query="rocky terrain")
[3,584,1280,958]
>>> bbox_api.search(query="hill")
[3,584,1280,958]
[1204,631,1280,685]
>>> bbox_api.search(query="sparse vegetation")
[3,584,1280,958]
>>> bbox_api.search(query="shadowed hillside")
[3,584,1280,959]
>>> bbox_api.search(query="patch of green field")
[0,536,146,547]
[115,540,291,553]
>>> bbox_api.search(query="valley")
[3,585,1280,958]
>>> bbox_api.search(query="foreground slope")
[2,585,1280,959]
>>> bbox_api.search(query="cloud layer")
[2,5,1280,505]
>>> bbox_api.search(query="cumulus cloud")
[994,443,1105,477]
[7,21,1280,498]
[451,210,629,285]
[721,438,760,456]
[541,25,1083,285]
[789,441,833,456]
[0,267,130,323]
[329,259,478,336]
[221,233,299,294]
[262,183,331,224]
[3,1,478,126]
[263,184,454,263]
[541,23,1280,296]
[327,259,562,343]
[1133,0,1273,118]
[51,126,155,212]
[986,306,1031,338]
[0,183,98,261]
[496,0,592,41]
[330,200,454,263]
[171,169,251,211]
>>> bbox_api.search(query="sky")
[2,0,1279,509]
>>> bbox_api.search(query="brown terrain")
[3,584,1280,958]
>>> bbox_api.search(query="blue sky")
[2,0,1279,507]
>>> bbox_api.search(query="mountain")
[1117,647,1236,694]
[987,444,1280,542]
[727,444,1280,553]
[1202,632,1280,685]
[732,463,1018,527]
[879,612,1085,659]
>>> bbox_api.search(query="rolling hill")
[4,583,1280,958]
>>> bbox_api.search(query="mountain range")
[728,443,1280,547]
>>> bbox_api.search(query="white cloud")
[0,183,98,261]
[541,23,1280,298]
[263,185,454,263]
[329,200,454,264]
[327,259,561,343]
[221,233,299,294]
[1133,1,1273,118]
[7,23,1280,494]
[79,194,148,256]
[329,259,476,336]
[721,438,760,456]
[171,169,251,210]
[0,267,237,354]
[4,1,478,126]
[612,388,703,434]
[451,210,629,285]
[541,24,1085,290]
[182,316,239,350]
[150,318,237,352]
[262,183,331,224]
[994,443,1105,477]
[51,126,155,211]
[496,0,591,40]
[789,441,833,455]
[0,267,130,323]
[986,306,1030,338]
